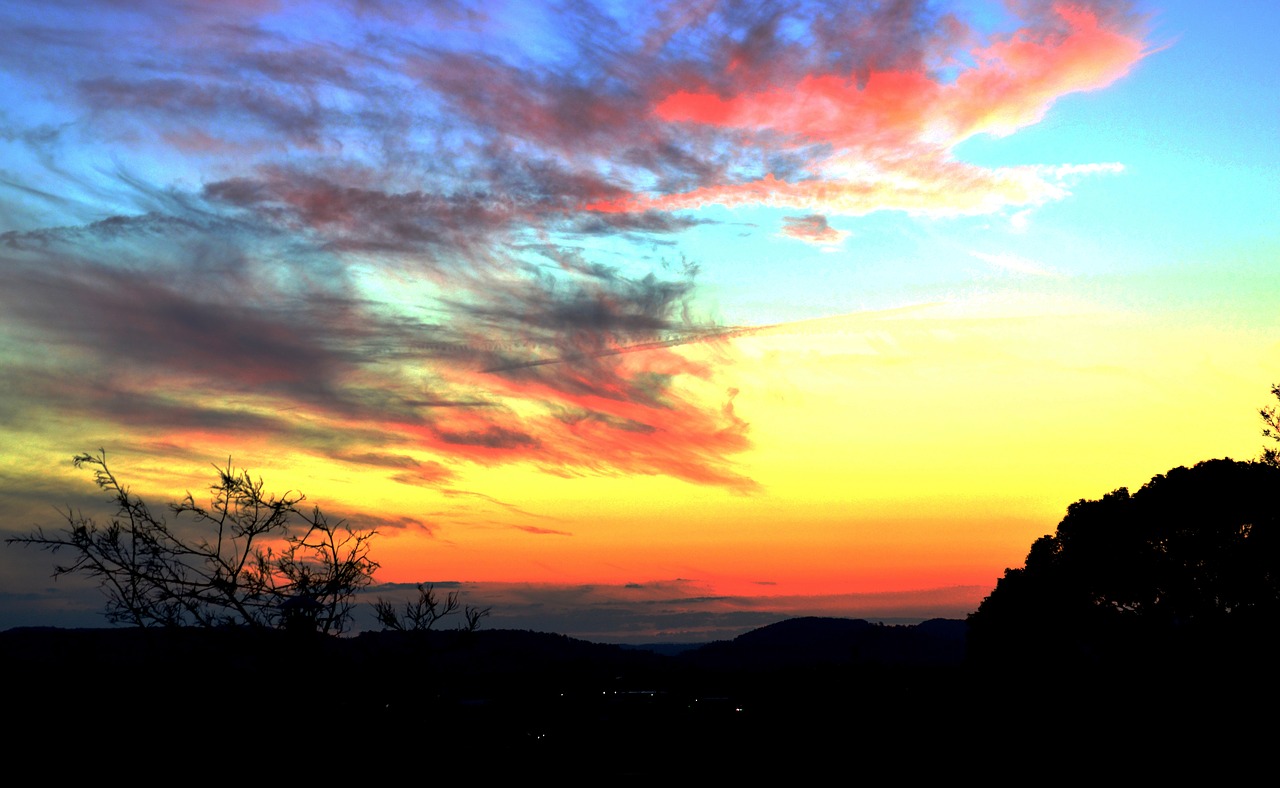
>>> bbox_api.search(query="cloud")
[587,3,1150,218]
[436,425,542,450]
[441,488,562,519]
[779,214,849,245]
[508,524,573,536]
[0,0,1154,511]
[347,453,457,486]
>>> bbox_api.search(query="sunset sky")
[1,0,1277,642]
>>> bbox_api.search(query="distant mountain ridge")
[0,615,969,675]
[683,616,967,669]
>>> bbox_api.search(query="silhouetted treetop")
[969,459,1280,664]
[1261,382,1280,466]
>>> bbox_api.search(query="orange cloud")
[450,347,758,491]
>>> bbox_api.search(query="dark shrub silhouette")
[7,450,379,633]
[969,459,1280,665]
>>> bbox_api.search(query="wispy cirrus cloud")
[0,0,1152,511]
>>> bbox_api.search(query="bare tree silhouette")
[374,582,491,632]
[7,451,379,634]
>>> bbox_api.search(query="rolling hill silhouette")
[2,614,1270,777]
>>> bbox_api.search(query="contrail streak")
[479,303,945,373]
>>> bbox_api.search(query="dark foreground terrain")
[3,617,1273,778]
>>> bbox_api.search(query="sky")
[1,0,1277,642]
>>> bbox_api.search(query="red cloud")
[943,4,1149,141]
[435,343,758,491]
[589,5,1149,217]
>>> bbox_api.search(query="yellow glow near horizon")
[352,291,1277,601]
